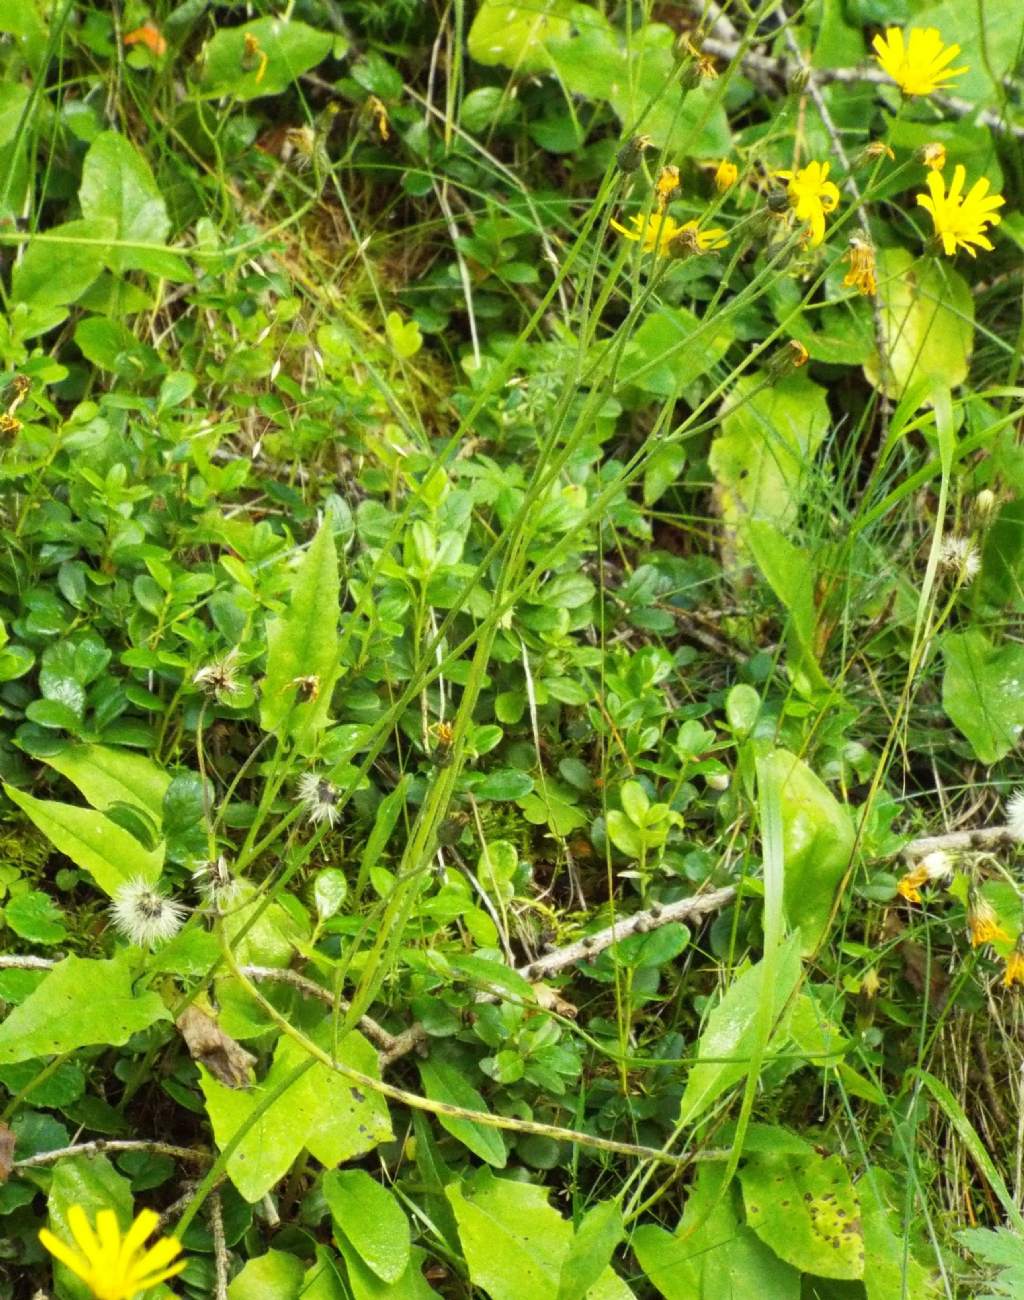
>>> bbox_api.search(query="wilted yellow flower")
[776,160,840,246]
[968,893,1010,948]
[843,237,877,296]
[920,142,947,171]
[872,27,967,97]
[714,159,738,192]
[655,165,681,208]
[39,1206,185,1299]
[1003,943,1024,988]
[896,864,928,904]
[916,164,1005,257]
[682,36,718,80]
[862,141,895,163]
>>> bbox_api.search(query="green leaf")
[260,522,340,753]
[475,769,534,800]
[314,868,348,920]
[864,249,973,402]
[417,1056,507,1167]
[606,810,643,858]
[468,0,573,72]
[557,1201,623,1300]
[200,1027,392,1203]
[447,1169,633,1300]
[759,748,855,954]
[633,1164,799,1299]
[78,130,183,277]
[73,316,162,377]
[620,306,733,397]
[710,374,830,531]
[643,444,686,507]
[678,933,803,1125]
[862,1169,941,1299]
[323,1169,410,1284]
[743,523,826,691]
[385,310,423,359]
[10,218,115,337]
[4,889,67,945]
[619,780,649,826]
[42,744,171,820]
[334,1238,438,1300]
[201,17,333,100]
[228,1249,305,1300]
[46,1155,134,1300]
[941,630,1024,765]
[2,784,163,896]
[739,1147,864,1280]
[0,953,170,1065]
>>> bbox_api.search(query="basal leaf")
[0,953,170,1065]
[42,744,171,820]
[417,1055,507,1167]
[201,17,333,100]
[3,784,163,896]
[941,630,1024,765]
[323,1169,410,1284]
[260,521,340,754]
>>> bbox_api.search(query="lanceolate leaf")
[42,744,171,820]
[3,784,163,896]
[260,522,340,754]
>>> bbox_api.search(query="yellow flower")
[896,864,928,904]
[967,894,1010,948]
[920,142,946,171]
[612,212,682,256]
[714,159,738,192]
[39,1206,185,1300]
[916,164,1005,257]
[775,160,840,246]
[872,27,967,97]
[655,165,681,208]
[1003,945,1024,988]
[612,213,727,258]
[843,237,877,296]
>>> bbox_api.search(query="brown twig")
[15,1139,211,1169]
[902,826,1020,861]
[210,1192,229,1300]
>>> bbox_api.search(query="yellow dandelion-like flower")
[916,164,1005,257]
[872,27,967,97]
[39,1206,185,1300]
[612,212,683,256]
[920,142,946,171]
[668,219,728,257]
[775,160,840,246]
[1003,945,1024,988]
[714,159,738,192]
[655,165,681,208]
[967,893,1011,949]
[843,237,877,296]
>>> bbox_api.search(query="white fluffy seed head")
[192,855,243,906]
[297,772,340,826]
[109,878,187,947]
[918,850,952,881]
[938,535,980,583]
[1005,789,1024,842]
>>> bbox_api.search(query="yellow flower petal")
[38,1229,96,1286]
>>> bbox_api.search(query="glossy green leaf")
[324,1169,410,1284]
[475,769,534,800]
[941,630,1024,765]
[200,1027,392,1203]
[4,889,67,944]
[334,1238,438,1300]
[42,744,171,819]
[0,953,170,1065]
[447,1169,633,1300]
[260,521,340,753]
[228,1249,305,1300]
[467,0,572,72]
[678,933,803,1125]
[2,784,163,896]
[760,748,855,954]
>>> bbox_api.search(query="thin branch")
[902,826,1020,861]
[210,1193,229,1300]
[0,954,55,970]
[16,1139,211,1170]
[238,964,398,1053]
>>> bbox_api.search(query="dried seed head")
[110,878,188,947]
[297,772,341,826]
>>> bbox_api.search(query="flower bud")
[767,339,809,381]
[918,142,946,171]
[972,488,998,528]
[714,159,738,192]
[616,135,651,174]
